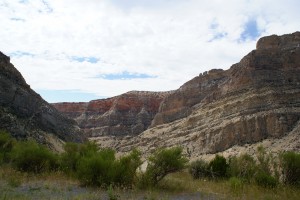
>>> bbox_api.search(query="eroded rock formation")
[53,91,170,137]
[0,52,85,151]
[90,32,300,158]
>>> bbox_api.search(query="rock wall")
[53,91,170,137]
[92,32,300,157]
[0,51,85,150]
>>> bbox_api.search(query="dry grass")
[1,166,300,200]
[163,171,300,200]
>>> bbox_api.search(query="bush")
[229,177,243,192]
[60,142,82,175]
[227,154,257,182]
[140,147,188,187]
[77,150,115,186]
[76,148,141,187]
[113,149,142,187]
[208,155,228,178]
[11,140,59,173]
[0,130,15,164]
[79,141,99,157]
[255,171,278,188]
[280,151,300,185]
[189,159,210,179]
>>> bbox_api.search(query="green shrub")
[79,141,99,157]
[107,184,119,200]
[0,130,15,164]
[229,177,243,192]
[140,147,188,187]
[76,149,116,187]
[256,146,276,176]
[60,142,82,174]
[76,148,141,187]
[10,140,59,173]
[255,171,278,188]
[227,154,257,182]
[189,159,210,179]
[280,151,300,185]
[208,155,228,178]
[60,141,102,175]
[113,149,142,187]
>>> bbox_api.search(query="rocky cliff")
[0,52,85,151]
[53,91,170,137]
[90,32,300,157]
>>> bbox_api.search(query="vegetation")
[10,140,59,173]
[189,155,228,179]
[280,151,300,185]
[208,154,228,178]
[76,147,141,188]
[0,130,15,164]
[189,159,209,179]
[1,130,300,199]
[189,146,300,190]
[138,147,188,188]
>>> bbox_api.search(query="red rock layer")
[53,91,170,136]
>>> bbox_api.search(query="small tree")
[141,147,188,187]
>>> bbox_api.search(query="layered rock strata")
[0,52,85,150]
[92,32,300,158]
[53,91,170,137]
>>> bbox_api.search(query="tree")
[142,147,188,187]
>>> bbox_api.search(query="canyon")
[1,32,299,158]
[55,32,300,158]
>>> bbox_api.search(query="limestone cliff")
[0,52,85,150]
[91,32,300,157]
[53,91,170,137]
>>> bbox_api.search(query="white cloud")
[1,0,300,102]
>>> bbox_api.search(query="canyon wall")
[0,52,85,150]
[54,32,300,158]
[91,32,300,157]
[53,91,170,137]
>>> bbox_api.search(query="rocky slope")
[53,91,170,137]
[0,52,85,151]
[89,32,300,158]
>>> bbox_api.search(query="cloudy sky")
[1,0,300,103]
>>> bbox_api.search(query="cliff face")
[91,32,300,157]
[0,52,85,150]
[53,91,170,137]
[152,32,300,127]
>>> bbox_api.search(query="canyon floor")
[1,166,299,200]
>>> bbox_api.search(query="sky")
[1,0,300,103]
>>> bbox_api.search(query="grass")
[163,171,300,200]
[0,166,300,200]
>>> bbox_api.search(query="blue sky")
[1,0,300,103]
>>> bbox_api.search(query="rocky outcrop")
[91,32,300,158]
[0,51,85,150]
[53,91,170,137]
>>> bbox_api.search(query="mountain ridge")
[0,51,85,151]
[55,31,300,158]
